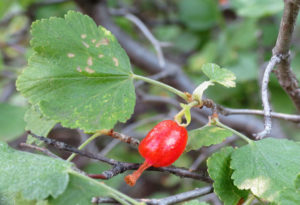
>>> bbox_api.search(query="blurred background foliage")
[0,0,299,203]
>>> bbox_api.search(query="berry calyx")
[124,120,188,186]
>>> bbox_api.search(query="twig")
[28,131,212,183]
[92,186,213,205]
[273,0,300,112]
[217,106,300,123]
[110,9,171,68]
[104,129,140,147]
[255,55,281,139]
[20,142,59,158]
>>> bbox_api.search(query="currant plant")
[0,10,299,205]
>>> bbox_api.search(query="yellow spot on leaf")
[67,53,75,58]
[113,57,119,67]
[95,38,109,47]
[85,67,95,74]
[98,54,104,58]
[77,66,82,72]
[82,41,90,48]
[87,57,93,66]
[91,39,96,43]
[81,34,87,39]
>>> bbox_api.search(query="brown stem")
[124,160,152,186]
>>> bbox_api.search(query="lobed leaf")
[207,147,248,205]
[16,11,136,132]
[231,138,300,202]
[186,126,232,152]
[0,142,72,200]
[201,63,236,88]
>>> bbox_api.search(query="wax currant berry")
[124,120,188,186]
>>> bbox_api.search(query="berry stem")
[132,74,189,101]
[215,119,253,144]
[66,130,106,162]
[124,160,152,186]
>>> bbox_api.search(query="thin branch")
[110,9,172,68]
[255,55,281,139]
[104,129,140,147]
[28,131,212,183]
[217,106,300,123]
[273,0,300,112]
[92,186,213,205]
[20,142,60,158]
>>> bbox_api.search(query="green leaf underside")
[25,105,56,144]
[0,142,72,200]
[16,11,136,132]
[207,147,248,205]
[186,126,232,152]
[0,103,26,141]
[201,63,236,87]
[231,138,300,202]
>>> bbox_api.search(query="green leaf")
[278,188,300,205]
[48,172,108,205]
[25,105,56,144]
[0,192,37,205]
[16,11,136,132]
[0,142,72,200]
[186,126,232,152]
[49,171,140,205]
[231,138,300,202]
[207,147,248,205]
[201,63,236,88]
[277,174,300,205]
[231,0,283,18]
[178,0,220,31]
[0,103,26,141]
[183,200,210,205]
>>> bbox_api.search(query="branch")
[255,56,281,139]
[103,129,140,147]
[92,186,213,205]
[273,0,300,112]
[28,131,212,183]
[217,106,300,123]
[110,9,172,68]
[20,142,59,158]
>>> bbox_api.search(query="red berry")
[124,120,188,186]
